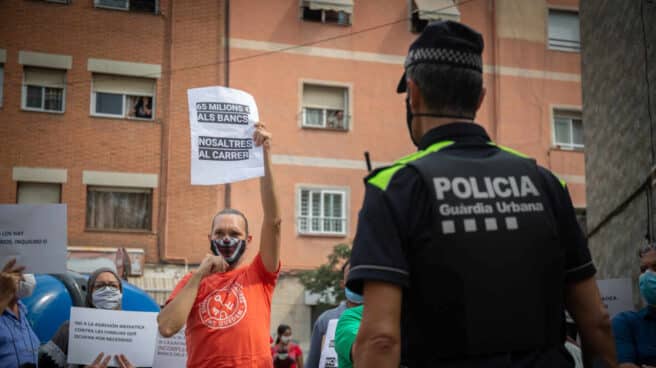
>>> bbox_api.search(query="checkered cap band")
[405,47,482,71]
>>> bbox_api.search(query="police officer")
[346,21,617,368]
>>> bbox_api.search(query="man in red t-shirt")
[158,123,281,368]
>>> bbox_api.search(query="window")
[22,67,66,113]
[553,110,583,150]
[298,188,347,235]
[548,9,580,52]
[17,182,61,204]
[86,186,152,231]
[301,84,349,130]
[300,0,352,26]
[410,0,460,33]
[91,74,155,120]
[94,0,157,13]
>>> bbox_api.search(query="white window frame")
[91,91,126,119]
[547,8,581,53]
[90,79,156,121]
[297,186,348,236]
[21,78,66,114]
[552,109,583,150]
[300,81,351,131]
[299,1,352,26]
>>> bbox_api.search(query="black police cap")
[397,20,484,93]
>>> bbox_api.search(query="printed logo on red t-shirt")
[198,281,248,329]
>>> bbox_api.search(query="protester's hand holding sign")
[253,122,271,149]
[115,354,135,368]
[83,352,135,368]
[0,258,23,311]
[85,352,111,368]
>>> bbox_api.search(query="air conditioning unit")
[94,0,129,10]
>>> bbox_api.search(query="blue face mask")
[345,287,363,304]
[640,271,656,305]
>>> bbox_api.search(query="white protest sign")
[188,86,264,185]
[153,326,187,368]
[67,307,158,367]
[0,204,67,274]
[597,278,634,317]
[319,318,339,368]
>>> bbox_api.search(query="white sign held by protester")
[597,278,634,318]
[0,204,67,274]
[67,307,158,367]
[188,86,263,185]
[153,326,187,368]
[319,318,339,368]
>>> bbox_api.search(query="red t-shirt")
[271,342,303,368]
[166,254,280,368]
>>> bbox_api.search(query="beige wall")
[270,275,312,351]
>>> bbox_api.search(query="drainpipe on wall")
[223,0,232,208]
[491,0,501,142]
[156,0,174,265]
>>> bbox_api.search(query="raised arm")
[254,122,281,273]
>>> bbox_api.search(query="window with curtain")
[553,110,583,150]
[91,74,155,120]
[301,84,349,130]
[548,9,580,52]
[86,186,152,231]
[298,188,347,235]
[22,67,66,112]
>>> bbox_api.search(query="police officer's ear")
[407,78,424,113]
[476,87,486,112]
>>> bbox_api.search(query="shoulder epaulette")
[367,140,455,191]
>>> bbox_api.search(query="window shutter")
[302,84,345,110]
[548,10,580,50]
[17,182,61,204]
[93,74,155,96]
[24,67,65,87]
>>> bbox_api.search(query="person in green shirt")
[335,304,363,368]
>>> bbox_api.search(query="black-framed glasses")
[93,282,120,289]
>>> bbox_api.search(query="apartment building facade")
[0,0,584,347]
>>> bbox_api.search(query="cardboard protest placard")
[67,307,158,367]
[0,204,67,274]
[597,278,634,318]
[152,326,187,368]
[188,86,264,185]
[318,318,339,368]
